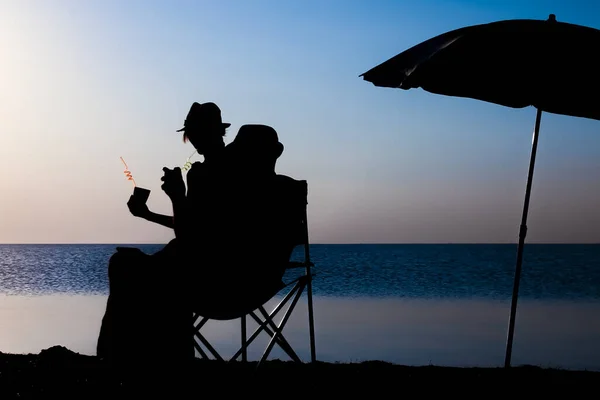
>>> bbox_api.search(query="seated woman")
[96,102,233,364]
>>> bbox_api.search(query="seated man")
[187,124,302,319]
[227,124,301,269]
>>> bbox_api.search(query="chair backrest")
[272,175,309,248]
[190,174,309,319]
[231,174,308,273]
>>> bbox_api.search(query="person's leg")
[97,247,150,363]
[133,244,195,394]
[152,245,194,365]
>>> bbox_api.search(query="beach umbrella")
[360,14,600,368]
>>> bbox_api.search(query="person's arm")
[143,211,175,230]
[127,196,175,229]
[170,193,189,241]
[161,167,190,240]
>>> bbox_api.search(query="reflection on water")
[1,295,599,371]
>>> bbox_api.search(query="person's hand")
[127,195,150,218]
[185,161,204,183]
[161,167,185,200]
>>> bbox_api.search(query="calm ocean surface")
[1,243,600,370]
[2,243,600,299]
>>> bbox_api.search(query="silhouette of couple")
[97,102,298,365]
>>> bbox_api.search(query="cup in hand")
[132,186,151,204]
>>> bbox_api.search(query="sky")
[1,0,600,244]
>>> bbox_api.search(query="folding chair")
[191,176,316,365]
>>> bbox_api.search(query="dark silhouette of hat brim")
[176,122,231,132]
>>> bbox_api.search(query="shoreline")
[1,346,599,397]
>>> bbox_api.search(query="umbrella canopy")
[360,14,600,369]
[361,14,600,121]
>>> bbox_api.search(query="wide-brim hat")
[176,102,231,132]
[229,124,284,159]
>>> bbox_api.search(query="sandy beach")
[1,345,599,398]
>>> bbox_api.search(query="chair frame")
[192,179,316,365]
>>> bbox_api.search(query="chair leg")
[194,332,224,361]
[241,315,247,362]
[307,273,317,363]
[230,282,301,362]
[192,314,208,359]
[193,315,224,361]
[193,337,209,359]
[258,283,305,367]
[193,271,316,365]
[230,311,279,361]
[193,315,209,331]
[256,306,301,362]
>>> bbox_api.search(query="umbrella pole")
[504,107,543,368]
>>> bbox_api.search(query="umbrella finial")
[548,14,556,22]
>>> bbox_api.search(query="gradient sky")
[1,0,600,244]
